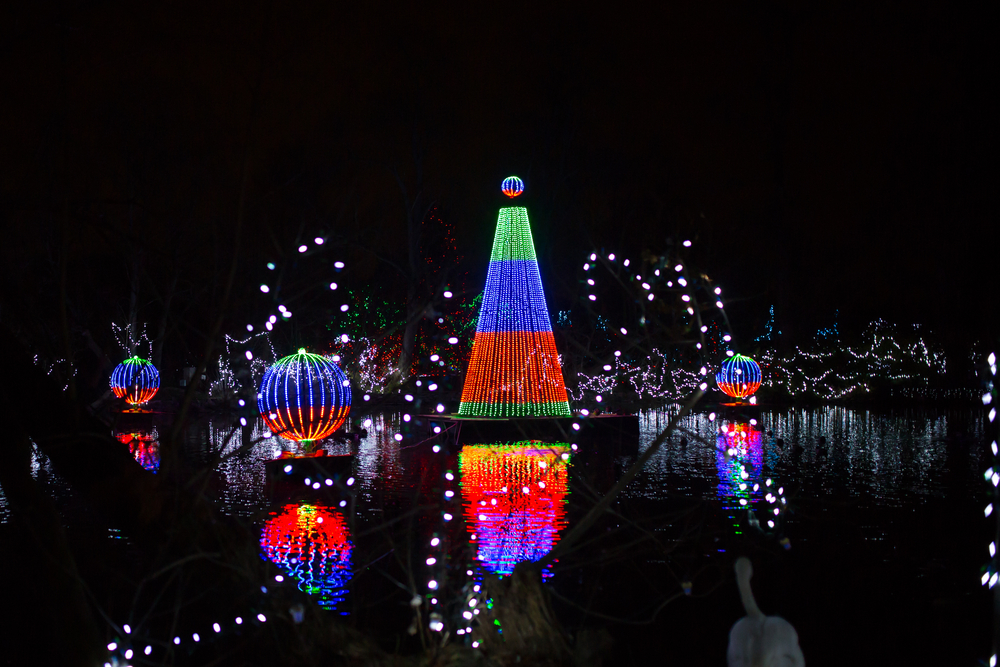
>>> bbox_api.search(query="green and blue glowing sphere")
[110,356,161,405]
[257,349,352,442]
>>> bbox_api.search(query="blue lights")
[476,260,553,333]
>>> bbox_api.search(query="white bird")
[727,557,805,667]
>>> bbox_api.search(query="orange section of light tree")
[460,331,570,407]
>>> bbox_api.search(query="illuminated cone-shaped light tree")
[458,177,572,417]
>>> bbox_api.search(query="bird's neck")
[737,566,764,619]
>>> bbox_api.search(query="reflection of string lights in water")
[459,443,571,576]
[115,431,160,472]
[715,422,787,536]
[716,422,763,536]
[982,351,997,667]
[354,414,403,496]
[261,503,353,612]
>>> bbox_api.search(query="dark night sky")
[1,0,995,353]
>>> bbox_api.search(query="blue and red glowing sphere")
[110,356,161,405]
[715,353,762,399]
[501,176,524,198]
[257,349,352,442]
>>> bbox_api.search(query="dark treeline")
[1,0,994,390]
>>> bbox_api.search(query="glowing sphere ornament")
[501,175,524,198]
[110,356,161,406]
[258,349,352,442]
[715,353,762,399]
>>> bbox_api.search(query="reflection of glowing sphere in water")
[460,442,570,576]
[715,354,762,399]
[261,504,352,611]
[257,349,352,442]
[716,423,764,533]
[110,357,160,405]
[115,432,160,472]
[717,422,762,454]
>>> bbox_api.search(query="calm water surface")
[3,406,989,663]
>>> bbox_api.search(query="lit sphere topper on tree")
[715,353,762,399]
[110,356,161,406]
[258,349,352,442]
[501,175,524,198]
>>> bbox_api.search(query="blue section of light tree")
[475,259,554,333]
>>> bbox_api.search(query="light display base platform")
[427,414,639,452]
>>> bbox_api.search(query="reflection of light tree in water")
[715,422,787,536]
[115,431,160,472]
[261,504,353,612]
[459,443,571,577]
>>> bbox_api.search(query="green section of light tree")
[488,207,537,262]
[457,400,572,418]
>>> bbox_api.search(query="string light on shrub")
[112,322,154,360]
[110,357,161,406]
[102,576,286,665]
[715,354,762,399]
[207,333,278,401]
[567,240,742,408]
[458,182,571,417]
[258,349,352,442]
[759,318,950,400]
[982,350,998,667]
